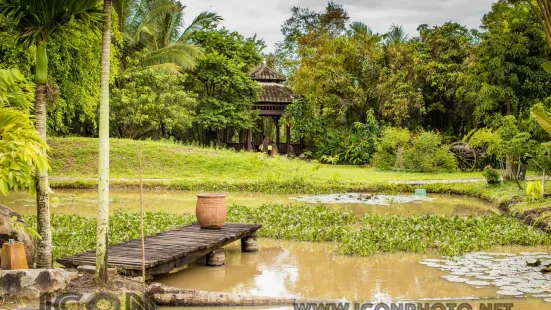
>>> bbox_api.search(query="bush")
[403,131,457,172]
[482,165,501,185]
[372,127,411,169]
[373,128,456,172]
[315,111,380,165]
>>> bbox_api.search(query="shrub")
[403,131,457,172]
[372,127,411,169]
[315,111,380,165]
[482,165,501,185]
[373,128,456,172]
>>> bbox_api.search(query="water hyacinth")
[338,214,551,257]
[24,204,551,261]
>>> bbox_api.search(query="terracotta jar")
[196,194,227,229]
[1,240,28,270]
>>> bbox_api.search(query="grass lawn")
[49,137,484,182]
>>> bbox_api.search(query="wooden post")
[206,249,225,266]
[272,116,280,150]
[246,129,252,151]
[286,124,291,155]
[241,233,258,252]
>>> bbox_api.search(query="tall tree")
[0,0,103,268]
[96,0,112,283]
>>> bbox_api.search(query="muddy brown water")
[0,189,497,217]
[3,189,547,308]
[157,239,551,309]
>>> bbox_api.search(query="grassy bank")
[49,137,483,187]
[46,137,551,234]
[25,204,551,262]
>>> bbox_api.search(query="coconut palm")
[97,0,112,283]
[349,21,373,39]
[116,0,221,74]
[0,0,103,268]
[385,24,409,45]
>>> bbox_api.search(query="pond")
[156,239,551,309]
[0,189,497,217]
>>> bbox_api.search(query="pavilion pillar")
[272,116,280,151]
[246,128,252,151]
[286,124,291,155]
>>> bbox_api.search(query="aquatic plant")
[24,204,551,261]
[339,214,551,257]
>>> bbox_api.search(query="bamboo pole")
[138,147,146,292]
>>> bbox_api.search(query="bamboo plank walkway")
[57,223,262,276]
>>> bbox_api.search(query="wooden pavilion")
[227,63,303,155]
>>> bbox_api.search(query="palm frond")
[0,0,104,46]
[349,21,373,38]
[178,11,222,42]
[385,24,409,45]
[133,43,203,71]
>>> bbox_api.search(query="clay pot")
[1,241,28,270]
[196,194,227,229]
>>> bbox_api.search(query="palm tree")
[97,0,112,283]
[349,21,373,39]
[385,24,409,45]
[0,0,103,268]
[115,0,221,74]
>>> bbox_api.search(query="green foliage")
[526,181,544,200]
[482,165,501,185]
[25,212,196,261]
[186,28,264,134]
[0,68,32,111]
[227,204,356,242]
[339,213,551,257]
[0,0,103,47]
[28,204,550,260]
[0,70,48,195]
[403,131,457,172]
[372,127,411,170]
[0,108,49,195]
[373,128,455,172]
[11,215,41,240]
[111,68,196,139]
[460,0,551,125]
[315,111,380,165]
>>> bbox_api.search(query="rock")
[0,269,77,298]
[0,204,35,267]
[527,258,541,267]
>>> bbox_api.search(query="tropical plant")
[0,0,103,268]
[315,111,380,165]
[115,0,221,74]
[385,24,409,45]
[0,108,49,195]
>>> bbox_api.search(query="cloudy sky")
[183,0,496,53]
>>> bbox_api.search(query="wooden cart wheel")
[449,141,477,172]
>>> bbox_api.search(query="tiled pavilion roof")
[250,63,286,82]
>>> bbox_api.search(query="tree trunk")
[34,42,52,269]
[147,283,340,307]
[96,0,112,283]
[504,155,514,181]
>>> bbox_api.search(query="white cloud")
[181,0,495,53]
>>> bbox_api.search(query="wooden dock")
[57,223,261,276]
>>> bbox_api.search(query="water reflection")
[157,240,551,304]
[0,189,496,217]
